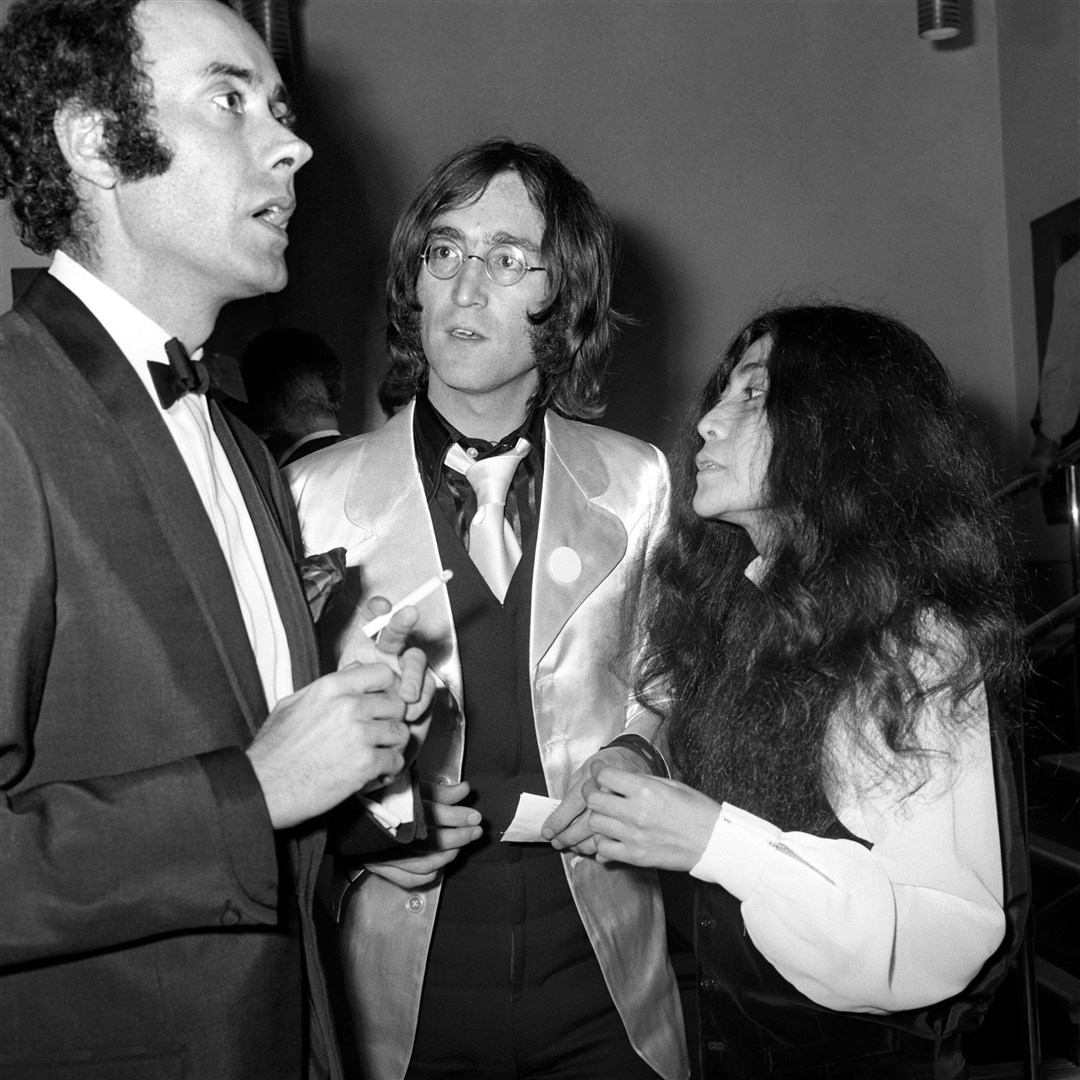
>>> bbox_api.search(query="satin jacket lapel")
[531,413,627,667]
[211,403,318,689]
[18,274,268,734]
[342,402,463,710]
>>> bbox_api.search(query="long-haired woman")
[585,304,1025,1079]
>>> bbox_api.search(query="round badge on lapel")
[548,546,582,583]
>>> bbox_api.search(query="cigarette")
[361,569,453,637]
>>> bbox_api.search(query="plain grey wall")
[2,0,1077,559]
[271,0,1078,560]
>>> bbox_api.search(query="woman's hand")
[541,746,648,855]
[584,767,722,872]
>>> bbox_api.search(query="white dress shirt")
[50,252,293,711]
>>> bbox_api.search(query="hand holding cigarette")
[361,570,453,638]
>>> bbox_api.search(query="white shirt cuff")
[690,802,782,899]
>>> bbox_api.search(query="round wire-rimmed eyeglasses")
[420,239,548,287]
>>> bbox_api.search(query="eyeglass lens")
[423,240,533,286]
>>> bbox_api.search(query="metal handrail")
[1023,594,1080,644]
[995,438,1080,503]
[994,439,1079,650]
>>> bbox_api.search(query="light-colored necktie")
[445,437,531,601]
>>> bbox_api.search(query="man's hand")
[585,767,721,872]
[1027,434,1061,487]
[541,746,647,855]
[342,599,435,723]
[247,662,412,829]
[364,781,482,889]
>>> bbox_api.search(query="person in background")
[1026,250,1079,503]
[288,139,688,1080]
[586,304,1026,1079]
[242,326,347,467]
[0,2,430,1077]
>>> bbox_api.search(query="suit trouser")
[406,843,659,1080]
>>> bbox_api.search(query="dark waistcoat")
[423,501,593,998]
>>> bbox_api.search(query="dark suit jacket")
[0,273,340,1080]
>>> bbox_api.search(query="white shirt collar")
[743,554,767,586]
[278,429,341,466]
[49,251,199,407]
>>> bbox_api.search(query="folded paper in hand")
[501,792,561,842]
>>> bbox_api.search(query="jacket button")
[405,894,425,914]
[220,902,242,926]
[699,916,715,931]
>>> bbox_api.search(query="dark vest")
[423,496,590,997]
[696,713,1029,1080]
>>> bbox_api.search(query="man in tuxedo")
[240,327,347,467]
[288,140,689,1080]
[0,2,430,1077]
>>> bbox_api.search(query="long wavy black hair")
[380,139,623,420]
[0,0,208,260]
[638,304,1023,832]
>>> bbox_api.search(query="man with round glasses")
[288,140,688,1080]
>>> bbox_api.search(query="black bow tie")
[148,338,247,409]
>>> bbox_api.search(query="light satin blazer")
[288,400,689,1080]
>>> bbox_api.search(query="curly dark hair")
[638,303,1023,832]
[380,139,624,420]
[0,0,196,259]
